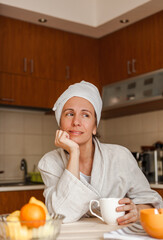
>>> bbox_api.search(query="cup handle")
[89,200,104,222]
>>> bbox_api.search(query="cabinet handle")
[30,59,34,73]
[24,58,27,72]
[66,66,70,79]
[132,59,136,73]
[0,98,14,102]
[127,61,131,74]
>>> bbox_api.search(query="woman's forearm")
[136,204,153,218]
[66,147,80,179]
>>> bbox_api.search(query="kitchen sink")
[0,181,44,187]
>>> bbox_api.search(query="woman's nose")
[72,116,81,126]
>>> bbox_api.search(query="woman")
[38,81,163,224]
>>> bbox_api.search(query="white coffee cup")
[89,198,125,225]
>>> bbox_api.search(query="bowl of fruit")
[0,197,64,240]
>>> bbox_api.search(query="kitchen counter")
[150,183,163,189]
[0,184,45,192]
[1,183,162,192]
[1,182,162,192]
[58,217,125,240]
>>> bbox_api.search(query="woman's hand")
[116,198,139,225]
[55,130,79,154]
[55,130,80,179]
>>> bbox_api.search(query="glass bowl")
[0,213,64,240]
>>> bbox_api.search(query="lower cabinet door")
[152,188,163,198]
[0,189,44,214]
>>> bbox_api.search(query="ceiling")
[0,0,163,38]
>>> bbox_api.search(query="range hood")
[101,69,163,119]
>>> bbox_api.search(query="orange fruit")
[20,203,46,228]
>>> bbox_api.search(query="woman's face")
[60,97,97,146]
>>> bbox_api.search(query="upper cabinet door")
[130,10,163,75]
[0,16,32,75]
[54,30,100,88]
[54,31,83,84]
[100,28,129,85]
[29,24,56,80]
[80,36,100,88]
[0,16,56,80]
[99,11,163,86]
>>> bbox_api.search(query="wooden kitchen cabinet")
[0,16,100,109]
[100,29,127,85]
[152,188,163,199]
[0,72,65,109]
[0,189,44,214]
[99,11,163,86]
[54,30,100,88]
[0,16,56,80]
[0,16,28,76]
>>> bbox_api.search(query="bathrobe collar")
[90,137,105,194]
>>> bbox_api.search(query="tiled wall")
[0,107,163,181]
[98,110,163,153]
[0,108,58,181]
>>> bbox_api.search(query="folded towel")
[104,222,156,240]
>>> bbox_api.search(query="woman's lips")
[69,131,83,135]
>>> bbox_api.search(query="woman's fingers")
[55,130,69,145]
[118,198,132,205]
[117,212,137,225]
[117,201,135,212]
[117,198,139,225]
[54,130,79,153]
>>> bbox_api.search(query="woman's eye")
[66,113,73,116]
[83,113,89,118]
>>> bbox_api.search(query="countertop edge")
[1,183,162,192]
[150,183,163,189]
[0,184,45,192]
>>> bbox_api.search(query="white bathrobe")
[38,138,163,223]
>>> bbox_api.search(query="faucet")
[20,159,28,183]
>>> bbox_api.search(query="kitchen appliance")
[102,69,163,118]
[139,151,156,183]
[134,143,163,183]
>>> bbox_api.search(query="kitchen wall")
[0,108,58,181]
[99,110,163,152]
[0,108,163,181]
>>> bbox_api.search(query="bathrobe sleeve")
[38,149,100,223]
[121,148,163,208]
[100,143,163,209]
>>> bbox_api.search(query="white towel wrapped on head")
[53,81,102,126]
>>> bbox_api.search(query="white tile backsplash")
[0,108,58,181]
[0,134,4,155]
[24,135,42,155]
[98,109,163,152]
[4,111,24,133]
[141,112,158,133]
[158,111,163,131]
[0,157,5,180]
[3,155,24,180]
[24,113,43,134]
[4,134,24,155]
[43,115,58,134]
[158,131,163,142]
[0,112,5,133]
[127,114,143,134]
[42,135,56,155]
